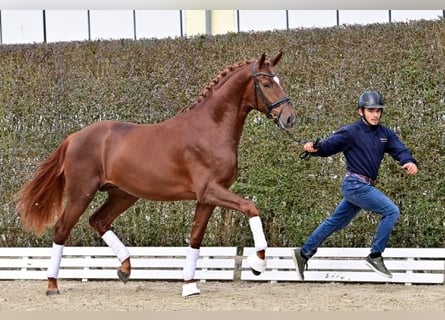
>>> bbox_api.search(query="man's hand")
[402,162,418,175]
[303,141,318,153]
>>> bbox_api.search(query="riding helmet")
[357,91,384,109]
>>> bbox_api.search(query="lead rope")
[274,127,322,160]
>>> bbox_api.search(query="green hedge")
[1,20,444,248]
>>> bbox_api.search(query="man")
[292,91,418,279]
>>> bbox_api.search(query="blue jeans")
[301,176,400,258]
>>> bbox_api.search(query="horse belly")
[130,174,196,200]
[121,177,196,201]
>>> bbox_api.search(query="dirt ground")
[0,279,444,311]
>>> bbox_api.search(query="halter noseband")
[252,61,292,118]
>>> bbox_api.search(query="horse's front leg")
[182,202,214,297]
[246,215,267,275]
[200,183,267,275]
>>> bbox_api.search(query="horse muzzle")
[271,102,297,130]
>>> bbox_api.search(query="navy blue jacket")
[313,119,417,180]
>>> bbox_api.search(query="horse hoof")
[117,269,130,283]
[250,268,261,276]
[46,289,60,296]
[182,282,201,297]
[247,253,266,276]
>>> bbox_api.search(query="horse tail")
[15,134,74,236]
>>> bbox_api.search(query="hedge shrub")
[0,20,443,248]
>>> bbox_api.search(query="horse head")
[252,52,297,130]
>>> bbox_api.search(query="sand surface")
[0,280,444,311]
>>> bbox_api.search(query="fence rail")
[1,246,443,285]
[0,246,238,282]
[241,247,445,285]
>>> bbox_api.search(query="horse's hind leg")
[47,188,98,295]
[88,189,138,283]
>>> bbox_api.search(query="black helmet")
[357,91,384,109]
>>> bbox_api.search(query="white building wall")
[135,10,182,40]
[45,10,89,43]
[0,10,443,45]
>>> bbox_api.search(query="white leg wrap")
[249,216,268,251]
[47,242,64,279]
[102,230,130,262]
[183,247,200,281]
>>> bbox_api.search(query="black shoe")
[291,248,308,280]
[365,254,393,278]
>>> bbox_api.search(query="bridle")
[252,61,319,160]
[252,61,292,120]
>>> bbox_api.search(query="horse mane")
[180,59,255,112]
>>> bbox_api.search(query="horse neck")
[196,63,254,142]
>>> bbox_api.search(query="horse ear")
[270,51,283,66]
[258,53,266,67]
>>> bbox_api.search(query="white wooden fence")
[1,246,443,285]
[0,246,238,282]
[241,247,445,285]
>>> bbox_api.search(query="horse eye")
[263,81,271,88]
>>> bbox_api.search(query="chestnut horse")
[15,52,297,297]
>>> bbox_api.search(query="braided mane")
[181,59,254,112]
